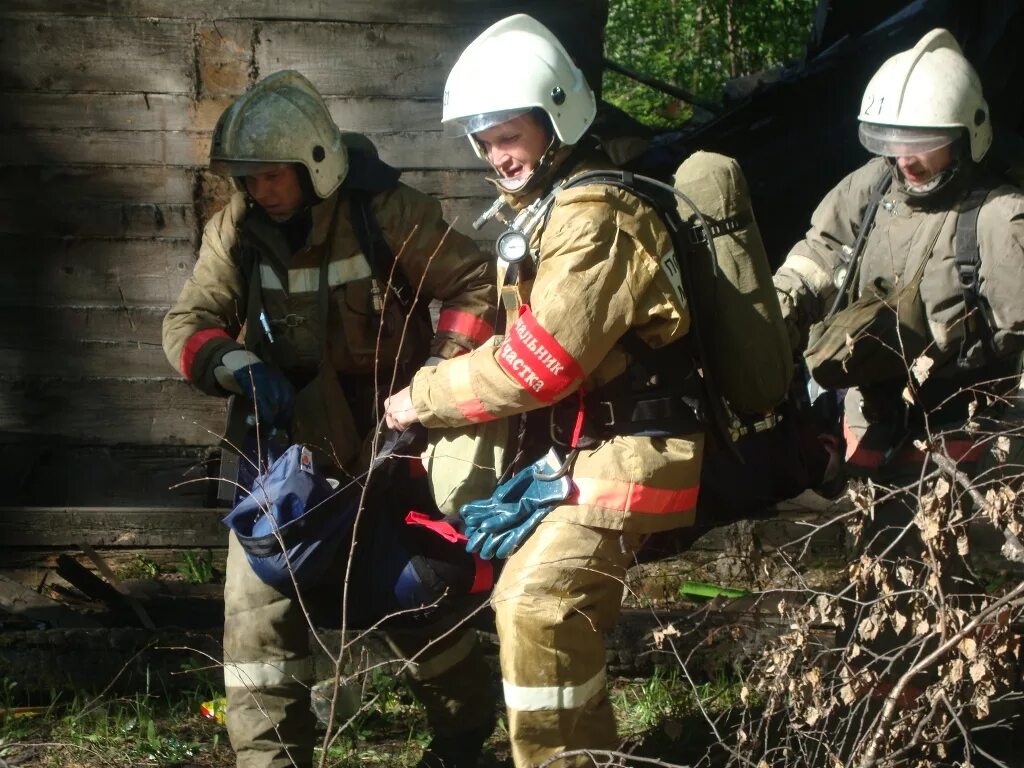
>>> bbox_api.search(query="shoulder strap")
[954,183,996,368]
[349,190,417,314]
[558,169,742,457]
[825,167,891,319]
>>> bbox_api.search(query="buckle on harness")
[957,264,977,289]
[270,313,306,328]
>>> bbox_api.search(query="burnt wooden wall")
[0,0,608,581]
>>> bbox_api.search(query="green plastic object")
[678,580,750,600]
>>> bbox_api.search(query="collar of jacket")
[309,149,402,246]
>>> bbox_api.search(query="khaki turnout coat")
[410,151,704,533]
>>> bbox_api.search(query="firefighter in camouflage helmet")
[774,29,1024,697]
[385,15,704,767]
[162,70,498,768]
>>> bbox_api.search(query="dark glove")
[460,452,572,560]
[232,362,295,430]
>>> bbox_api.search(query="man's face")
[243,164,304,221]
[895,144,955,189]
[474,114,551,189]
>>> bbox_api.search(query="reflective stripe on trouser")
[224,533,315,768]
[384,607,498,738]
[492,506,643,768]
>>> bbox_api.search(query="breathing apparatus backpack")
[490,150,793,453]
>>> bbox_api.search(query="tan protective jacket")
[775,157,1024,468]
[410,150,703,533]
[164,183,496,466]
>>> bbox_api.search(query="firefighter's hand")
[384,386,420,431]
[232,362,295,429]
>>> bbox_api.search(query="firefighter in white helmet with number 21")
[773,28,1024,684]
[385,14,705,767]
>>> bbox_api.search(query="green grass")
[0,667,229,768]
[611,667,746,739]
[177,550,217,584]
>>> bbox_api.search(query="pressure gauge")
[495,230,529,263]
[832,264,849,289]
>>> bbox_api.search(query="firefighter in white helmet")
[774,28,1024,700]
[163,70,498,768]
[386,15,704,767]
[775,27,1024,475]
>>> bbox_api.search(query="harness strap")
[826,168,891,320]
[349,191,418,314]
[954,184,996,368]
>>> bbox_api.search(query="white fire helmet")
[210,70,347,199]
[857,28,991,163]
[441,14,597,160]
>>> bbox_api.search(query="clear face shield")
[857,123,960,158]
[858,123,963,196]
[441,108,532,139]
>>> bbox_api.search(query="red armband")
[497,305,583,403]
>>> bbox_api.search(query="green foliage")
[177,549,216,584]
[603,0,818,127]
[119,553,162,580]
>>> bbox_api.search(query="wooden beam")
[0,236,196,308]
[1,443,216,508]
[0,306,169,379]
[0,17,194,94]
[0,93,448,137]
[0,166,196,204]
[0,0,602,24]
[0,200,195,239]
[0,574,104,628]
[1,507,227,547]
[0,0,609,26]
[0,166,491,205]
[0,378,224,445]
[0,128,481,170]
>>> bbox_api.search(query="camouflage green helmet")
[210,70,347,199]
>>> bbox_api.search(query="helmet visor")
[209,159,292,178]
[858,123,961,158]
[442,108,531,138]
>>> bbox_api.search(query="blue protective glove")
[232,362,295,430]
[459,452,572,560]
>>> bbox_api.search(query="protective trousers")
[492,506,644,768]
[222,534,496,768]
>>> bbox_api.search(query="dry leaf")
[970,659,988,682]
[991,435,1011,464]
[911,354,934,385]
[957,535,970,556]
[859,616,880,641]
[652,624,680,649]
[891,611,908,635]
[896,565,915,586]
[960,636,978,659]
[948,658,965,683]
